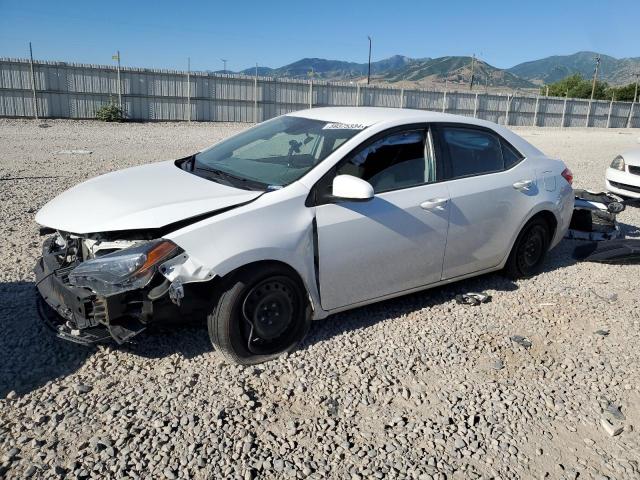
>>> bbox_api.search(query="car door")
[433,124,538,280]
[313,125,450,311]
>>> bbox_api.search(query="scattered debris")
[566,190,624,241]
[74,383,92,394]
[539,302,556,307]
[574,239,640,265]
[57,149,92,155]
[455,292,492,306]
[600,417,623,437]
[510,335,532,349]
[589,289,618,302]
[490,358,504,371]
[605,403,625,421]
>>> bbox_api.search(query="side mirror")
[331,174,374,202]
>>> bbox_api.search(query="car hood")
[36,160,263,234]
[622,147,640,166]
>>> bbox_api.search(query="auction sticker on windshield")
[322,123,367,130]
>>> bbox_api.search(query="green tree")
[606,83,638,102]
[541,74,608,100]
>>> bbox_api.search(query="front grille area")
[628,165,640,176]
[609,180,640,194]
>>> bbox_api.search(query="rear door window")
[439,127,504,178]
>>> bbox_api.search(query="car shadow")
[303,237,581,350]
[0,281,96,397]
[0,237,587,396]
[0,281,213,397]
[120,321,211,360]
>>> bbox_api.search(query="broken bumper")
[34,252,113,344]
[33,238,150,345]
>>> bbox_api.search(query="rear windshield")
[193,116,365,189]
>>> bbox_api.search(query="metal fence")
[1,57,638,128]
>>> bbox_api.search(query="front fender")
[162,185,325,318]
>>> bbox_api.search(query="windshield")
[192,116,365,189]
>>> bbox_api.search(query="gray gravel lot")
[1,118,640,479]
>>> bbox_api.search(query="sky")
[0,0,637,72]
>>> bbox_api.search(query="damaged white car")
[35,107,574,364]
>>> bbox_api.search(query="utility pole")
[590,55,601,101]
[221,59,227,74]
[586,55,600,128]
[367,36,372,85]
[112,50,122,108]
[469,54,476,90]
[28,42,39,120]
[634,73,639,103]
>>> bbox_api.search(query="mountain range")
[219,51,639,89]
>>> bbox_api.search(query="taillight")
[561,168,573,185]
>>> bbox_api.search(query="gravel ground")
[1,119,639,480]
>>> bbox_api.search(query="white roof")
[289,106,465,127]
[289,107,544,158]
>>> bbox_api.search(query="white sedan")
[606,148,640,199]
[34,107,574,364]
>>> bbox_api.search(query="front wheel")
[208,265,311,364]
[504,217,551,279]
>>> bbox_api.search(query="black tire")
[504,217,551,279]
[208,264,311,365]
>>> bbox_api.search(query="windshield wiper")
[194,165,267,191]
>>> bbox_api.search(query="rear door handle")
[513,179,534,190]
[420,198,448,210]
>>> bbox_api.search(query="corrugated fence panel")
[509,96,537,126]
[446,92,476,117]
[588,100,609,128]
[404,90,443,111]
[1,58,639,127]
[477,95,509,124]
[628,104,640,128]
[316,83,358,107]
[610,103,632,128]
[361,86,401,108]
[536,97,565,127]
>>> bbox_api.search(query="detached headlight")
[69,239,180,296]
[610,155,625,171]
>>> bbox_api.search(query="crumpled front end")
[34,232,202,345]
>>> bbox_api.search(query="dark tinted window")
[336,130,433,193]
[501,140,524,169]
[440,127,503,178]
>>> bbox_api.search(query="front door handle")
[513,179,534,190]
[420,198,448,210]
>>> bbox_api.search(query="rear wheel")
[208,265,311,364]
[504,217,551,279]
